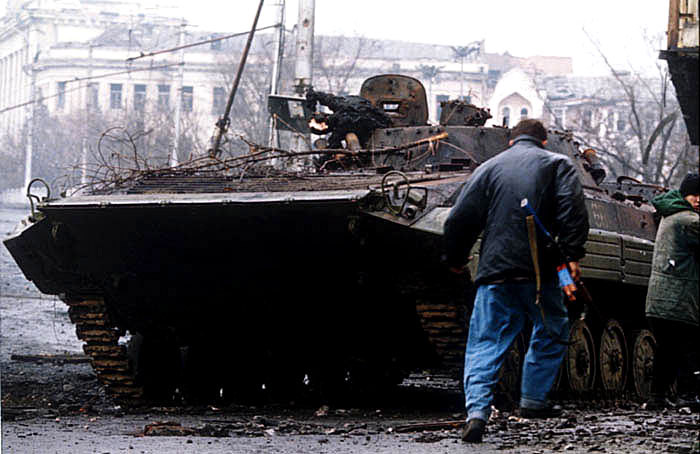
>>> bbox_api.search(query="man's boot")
[519,403,563,419]
[461,418,485,443]
[676,394,700,412]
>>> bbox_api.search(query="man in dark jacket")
[644,172,699,409]
[444,119,589,443]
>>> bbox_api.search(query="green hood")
[651,189,693,217]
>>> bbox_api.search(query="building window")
[582,109,593,129]
[501,106,510,127]
[210,36,222,51]
[158,84,170,111]
[606,111,614,131]
[182,86,193,112]
[520,107,528,120]
[616,112,626,132]
[110,83,123,109]
[134,84,146,111]
[212,86,226,114]
[87,83,99,110]
[56,81,66,110]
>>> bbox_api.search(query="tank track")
[415,302,467,370]
[65,298,143,401]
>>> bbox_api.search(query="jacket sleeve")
[684,214,699,259]
[443,168,489,268]
[553,158,589,262]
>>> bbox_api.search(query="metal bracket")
[381,171,410,216]
[26,178,51,221]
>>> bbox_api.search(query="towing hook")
[381,170,411,216]
[26,178,51,221]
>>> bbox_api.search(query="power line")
[126,24,278,62]
[0,84,82,115]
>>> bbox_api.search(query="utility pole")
[458,57,464,101]
[25,66,36,190]
[294,0,314,96]
[82,43,94,186]
[479,40,486,107]
[267,0,285,149]
[171,21,185,167]
[24,29,36,191]
[292,0,314,166]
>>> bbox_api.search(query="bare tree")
[0,129,25,190]
[313,35,382,95]
[541,33,697,187]
[210,33,297,156]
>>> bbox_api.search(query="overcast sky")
[2,0,670,76]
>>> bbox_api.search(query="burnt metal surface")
[438,100,492,126]
[267,94,312,133]
[360,75,429,127]
[599,177,666,205]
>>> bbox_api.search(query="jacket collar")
[511,134,545,148]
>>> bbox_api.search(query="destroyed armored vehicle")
[5,74,663,404]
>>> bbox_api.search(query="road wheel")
[566,319,596,393]
[128,332,181,403]
[632,329,656,400]
[599,319,628,393]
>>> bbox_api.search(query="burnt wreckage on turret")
[5,74,663,405]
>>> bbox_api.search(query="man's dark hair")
[680,172,699,197]
[511,119,547,142]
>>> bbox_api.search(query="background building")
[1,0,691,194]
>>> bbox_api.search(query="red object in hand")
[557,264,578,302]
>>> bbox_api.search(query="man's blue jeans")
[464,282,569,422]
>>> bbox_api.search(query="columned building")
[0,0,234,137]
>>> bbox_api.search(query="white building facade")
[0,0,232,138]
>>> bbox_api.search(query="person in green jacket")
[645,172,699,409]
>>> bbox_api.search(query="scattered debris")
[314,405,330,417]
[142,421,196,437]
[140,421,232,438]
[414,432,448,443]
[393,420,465,433]
[10,353,91,364]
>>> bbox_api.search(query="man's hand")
[560,261,581,302]
[568,261,581,282]
[449,256,473,275]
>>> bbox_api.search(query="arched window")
[501,107,511,127]
[520,107,528,120]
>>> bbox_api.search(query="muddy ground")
[1,205,698,453]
